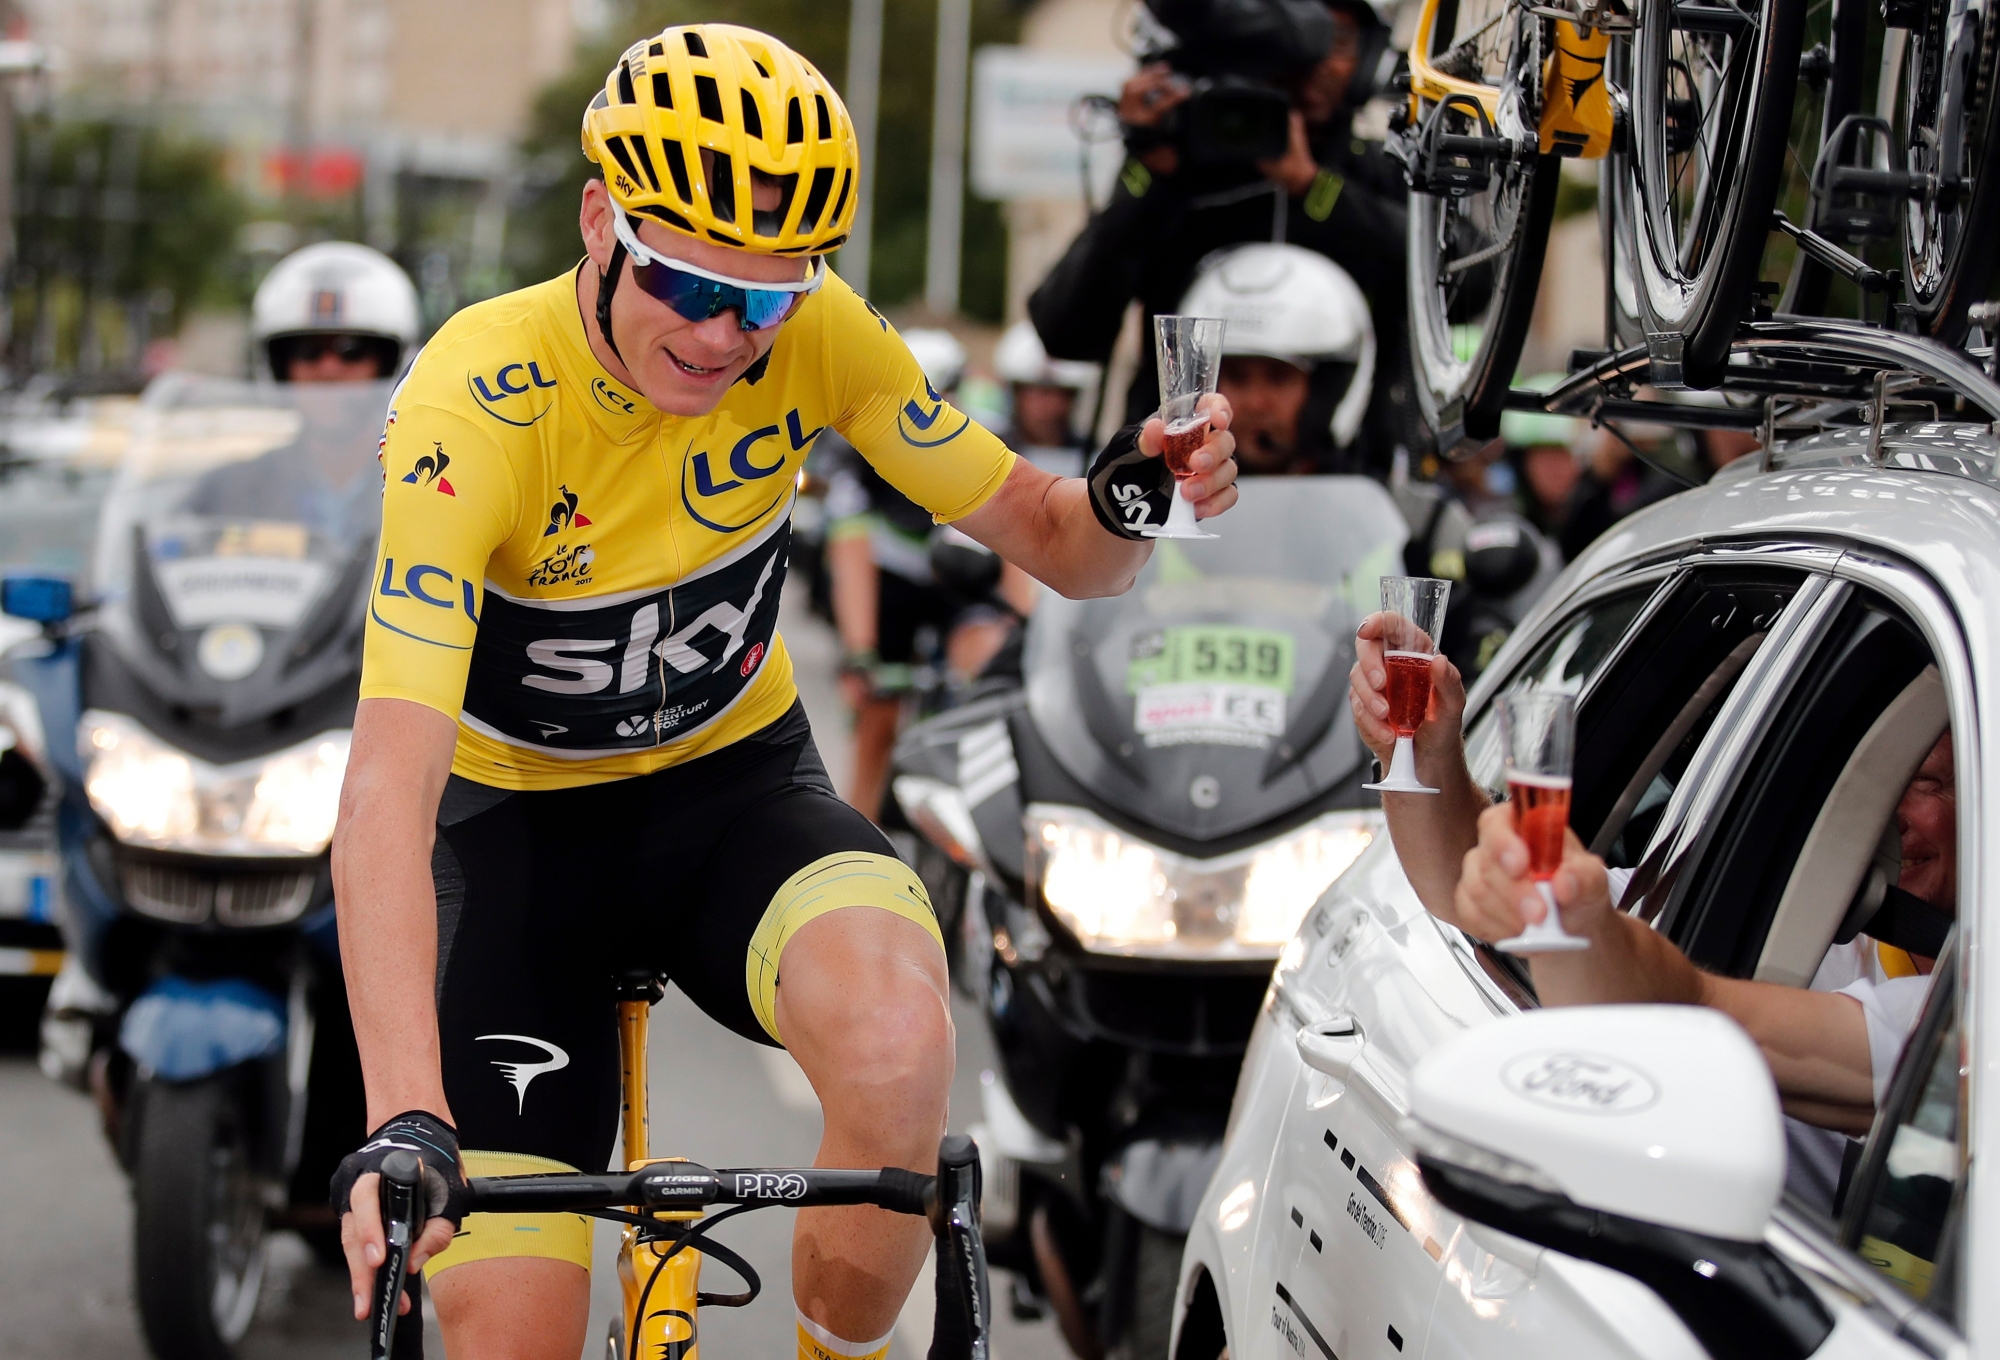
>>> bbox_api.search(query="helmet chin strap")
[594,240,628,366]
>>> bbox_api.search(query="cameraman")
[1029,0,1408,447]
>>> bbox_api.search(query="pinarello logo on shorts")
[740,641,766,677]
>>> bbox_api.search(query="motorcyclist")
[992,319,1100,480]
[825,329,1034,822]
[251,242,420,384]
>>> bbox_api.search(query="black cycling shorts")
[424,702,940,1276]
[876,571,961,664]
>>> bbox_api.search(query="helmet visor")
[613,213,824,332]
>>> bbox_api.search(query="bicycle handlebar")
[367,1135,989,1360]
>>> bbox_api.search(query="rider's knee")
[792,957,955,1099]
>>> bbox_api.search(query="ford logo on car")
[1501,1051,1660,1114]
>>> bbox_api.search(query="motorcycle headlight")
[80,710,348,855]
[1024,803,1377,959]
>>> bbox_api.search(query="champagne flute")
[1363,577,1451,794]
[1141,314,1225,540]
[1494,690,1590,953]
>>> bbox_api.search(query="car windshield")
[93,375,391,634]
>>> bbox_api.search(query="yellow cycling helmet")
[582,23,859,256]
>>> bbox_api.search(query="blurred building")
[16,0,588,333]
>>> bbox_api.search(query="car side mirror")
[1,574,74,626]
[1408,1006,1837,1360]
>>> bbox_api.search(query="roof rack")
[1507,320,2000,450]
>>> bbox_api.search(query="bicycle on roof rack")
[362,972,990,1360]
[1396,0,2000,451]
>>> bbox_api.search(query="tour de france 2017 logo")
[402,443,454,496]
[467,359,559,427]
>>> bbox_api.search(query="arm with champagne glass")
[1348,611,1489,920]
[1455,807,1880,1131]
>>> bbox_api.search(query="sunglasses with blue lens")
[613,213,825,332]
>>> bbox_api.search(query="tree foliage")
[508,0,1019,320]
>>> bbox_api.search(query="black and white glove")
[330,1110,469,1227]
[1086,423,1172,540]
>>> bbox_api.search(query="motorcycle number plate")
[1126,625,1295,695]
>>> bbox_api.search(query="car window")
[1464,586,1652,790]
[1656,591,1936,977]
[1844,955,1963,1319]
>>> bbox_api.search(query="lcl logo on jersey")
[591,377,637,416]
[468,360,558,427]
[402,443,455,496]
[681,409,822,532]
[377,558,481,622]
[897,377,970,448]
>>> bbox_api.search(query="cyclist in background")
[825,330,1034,822]
[251,242,420,383]
[992,318,1099,479]
[327,23,1237,1360]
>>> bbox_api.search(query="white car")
[1176,344,1989,1359]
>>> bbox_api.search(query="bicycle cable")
[625,1202,763,1360]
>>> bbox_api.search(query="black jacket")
[1028,116,1410,459]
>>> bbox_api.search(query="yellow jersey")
[361,267,1014,790]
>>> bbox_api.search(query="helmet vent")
[740,89,764,138]
[706,150,736,223]
[661,138,693,203]
[786,98,804,144]
[830,168,852,225]
[627,134,662,193]
[753,59,771,77]
[756,173,798,238]
[638,204,695,235]
[695,74,724,122]
[684,30,708,57]
[617,61,637,106]
[590,89,608,111]
[652,72,673,108]
[815,94,832,140]
[798,165,835,233]
[604,135,643,188]
[648,41,664,56]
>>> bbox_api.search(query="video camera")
[1130,0,1397,168]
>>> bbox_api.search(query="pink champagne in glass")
[1382,651,1433,737]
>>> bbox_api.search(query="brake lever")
[928,1133,990,1360]
[370,1150,426,1360]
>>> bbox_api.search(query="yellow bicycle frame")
[1404,0,1614,159]
[616,993,706,1360]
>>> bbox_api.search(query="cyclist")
[251,241,420,383]
[824,329,1032,821]
[992,319,1098,479]
[327,23,1236,1360]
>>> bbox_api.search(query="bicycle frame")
[367,978,990,1360]
[1407,0,1506,122]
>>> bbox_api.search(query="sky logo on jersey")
[402,444,455,495]
[543,485,593,536]
[896,377,970,448]
[591,377,638,416]
[468,360,558,427]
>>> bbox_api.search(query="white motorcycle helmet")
[1177,242,1376,449]
[901,327,969,397]
[252,242,420,382]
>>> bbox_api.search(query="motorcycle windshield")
[1024,476,1406,841]
[92,375,392,716]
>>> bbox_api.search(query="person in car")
[1348,636,1952,1140]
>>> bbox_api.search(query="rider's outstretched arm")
[953,405,1238,600]
[331,697,463,1311]
[1348,613,1489,923]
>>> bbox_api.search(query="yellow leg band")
[746,850,943,1044]
[422,1150,594,1279]
[798,1310,894,1360]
